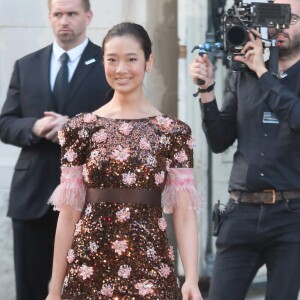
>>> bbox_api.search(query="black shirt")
[200,61,300,192]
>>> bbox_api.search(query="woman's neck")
[95,91,161,119]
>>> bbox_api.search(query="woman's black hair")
[102,22,152,61]
[102,22,152,101]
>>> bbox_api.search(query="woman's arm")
[173,193,203,300]
[46,205,81,299]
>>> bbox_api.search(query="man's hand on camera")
[189,54,215,103]
[234,30,268,77]
[189,54,214,88]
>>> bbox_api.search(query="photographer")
[189,0,300,299]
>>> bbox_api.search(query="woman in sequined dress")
[46,22,203,300]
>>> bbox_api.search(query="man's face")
[269,0,300,58]
[49,0,92,50]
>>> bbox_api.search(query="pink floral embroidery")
[146,247,157,259]
[159,135,170,145]
[64,149,78,162]
[111,240,128,255]
[82,164,89,182]
[166,159,172,171]
[122,172,136,186]
[134,280,155,296]
[79,264,93,280]
[84,113,97,123]
[63,275,69,287]
[66,249,75,263]
[78,129,88,139]
[58,130,65,146]
[146,155,157,167]
[139,138,151,150]
[154,171,165,185]
[154,116,173,131]
[112,146,130,162]
[158,263,171,278]
[100,284,114,297]
[116,208,130,222]
[118,265,132,278]
[74,220,83,236]
[174,150,188,163]
[68,119,77,129]
[119,122,133,135]
[92,129,107,143]
[168,246,175,261]
[90,150,100,164]
[158,217,167,231]
[187,136,196,149]
[89,241,99,253]
[85,203,92,215]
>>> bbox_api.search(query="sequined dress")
[50,113,200,300]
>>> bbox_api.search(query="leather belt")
[230,190,300,204]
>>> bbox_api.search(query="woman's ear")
[145,53,154,72]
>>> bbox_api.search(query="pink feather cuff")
[162,168,201,214]
[48,166,86,211]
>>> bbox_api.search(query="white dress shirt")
[50,38,89,90]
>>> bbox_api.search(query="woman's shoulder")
[162,115,192,133]
[63,113,98,130]
[59,113,98,145]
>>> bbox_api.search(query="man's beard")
[279,32,300,60]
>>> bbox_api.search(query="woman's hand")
[181,279,204,300]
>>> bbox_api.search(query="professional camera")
[222,0,291,63]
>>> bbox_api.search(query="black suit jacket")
[0,40,110,220]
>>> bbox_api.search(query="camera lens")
[226,25,248,47]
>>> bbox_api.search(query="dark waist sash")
[86,188,162,207]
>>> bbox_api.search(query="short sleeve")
[162,120,200,214]
[168,121,194,169]
[49,113,93,211]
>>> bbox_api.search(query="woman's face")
[103,35,153,95]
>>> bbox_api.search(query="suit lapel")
[63,41,101,112]
[36,45,56,111]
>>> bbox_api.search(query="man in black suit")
[0,0,109,299]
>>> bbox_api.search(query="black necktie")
[53,52,69,111]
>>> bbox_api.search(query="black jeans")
[209,198,300,300]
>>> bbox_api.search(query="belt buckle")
[263,189,276,204]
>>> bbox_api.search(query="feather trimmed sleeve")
[49,166,86,211]
[162,120,201,213]
[48,114,90,211]
[162,168,201,214]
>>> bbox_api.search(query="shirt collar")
[52,38,89,62]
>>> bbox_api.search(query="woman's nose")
[116,61,127,73]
